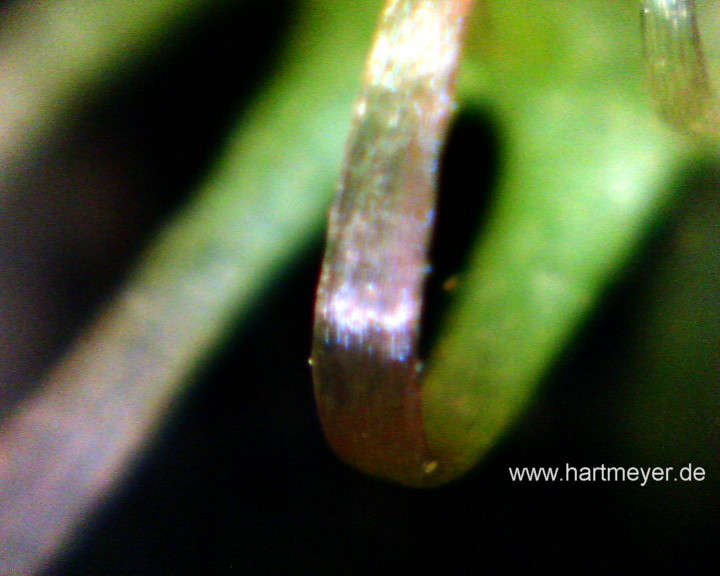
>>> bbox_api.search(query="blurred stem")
[0,0,383,573]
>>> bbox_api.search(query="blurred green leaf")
[425,0,693,483]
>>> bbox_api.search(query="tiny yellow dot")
[443,276,460,291]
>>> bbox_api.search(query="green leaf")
[423,0,694,484]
